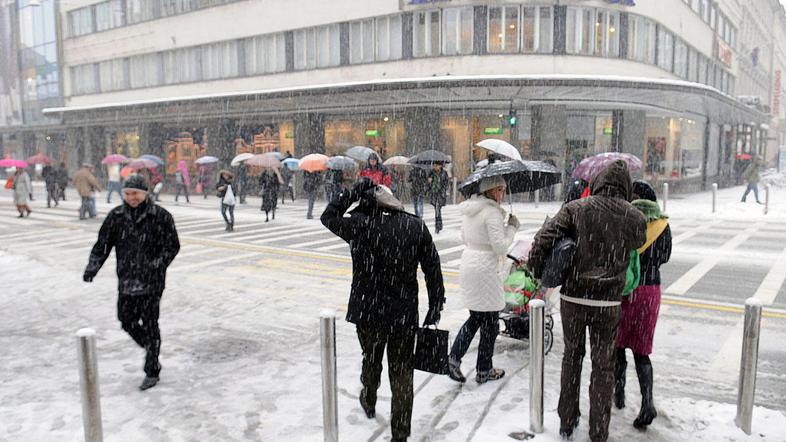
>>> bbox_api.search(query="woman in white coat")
[13,167,32,217]
[448,176,520,384]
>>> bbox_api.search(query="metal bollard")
[320,310,338,442]
[452,177,458,205]
[529,299,545,434]
[735,298,762,435]
[662,182,669,212]
[764,185,770,215]
[712,183,718,213]
[76,328,103,442]
[534,189,540,209]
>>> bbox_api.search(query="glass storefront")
[643,116,706,181]
[324,118,404,159]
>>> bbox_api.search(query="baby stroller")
[499,241,555,355]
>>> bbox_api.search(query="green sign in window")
[365,130,380,137]
[603,127,613,135]
[484,127,504,135]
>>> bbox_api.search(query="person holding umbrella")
[13,167,33,217]
[198,164,213,199]
[174,160,191,204]
[426,163,449,234]
[304,171,323,219]
[408,167,428,218]
[42,164,58,208]
[216,170,236,231]
[259,167,282,222]
[106,162,123,204]
[447,176,519,384]
[73,163,101,220]
[359,153,392,187]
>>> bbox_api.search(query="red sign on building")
[774,70,782,117]
[716,37,733,68]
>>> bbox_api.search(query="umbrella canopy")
[231,153,255,166]
[571,152,642,181]
[140,154,164,166]
[345,146,378,162]
[327,155,358,171]
[27,153,53,165]
[0,159,29,168]
[475,159,489,169]
[475,138,523,161]
[459,160,561,197]
[266,151,284,159]
[246,153,282,168]
[383,155,410,167]
[127,158,158,170]
[101,154,128,165]
[409,150,452,166]
[282,158,301,171]
[300,153,329,172]
[195,155,219,165]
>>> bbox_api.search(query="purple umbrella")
[101,154,128,165]
[571,152,642,181]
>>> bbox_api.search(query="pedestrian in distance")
[174,160,191,204]
[237,162,248,204]
[42,164,58,208]
[216,170,236,231]
[359,153,392,187]
[528,160,646,442]
[740,156,764,204]
[426,162,449,233]
[198,164,212,199]
[56,162,69,201]
[73,163,101,220]
[325,169,344,202]
[279,165,295,204]
[259,167,282,222]
[614,180,672,430]
[83,174,180,391]
[408,167,428,218]
[303,171,322,219]
[106,162,123,204]
[321,177,445,442]
[448,176,519,384]
[12,167,32,217]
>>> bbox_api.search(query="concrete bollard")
[320,310,338,442]
[534,189,540,209]
[712,183,718,213]
[662,182,669,212]
[529,299,545,434]
[764,185,770,215]
[76,328,103,442]
[735,298,762,435]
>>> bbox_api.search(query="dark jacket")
[42,165,56,188]
[427,168,449,206]
[528,160,647,303]
[303,171,322,193]
[216,170,234,198]
[640,225,671,286]
[321,186,445,328]
[259,169,280,211]
[84,198,180,296]
[56,167,69,188]
[408,167,428,197]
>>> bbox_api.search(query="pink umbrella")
[176,160,191,187]
[26,153,52,165]
[571,152,642,181]
[101,154,128,165]
[0,159,29,168]
[126,158,158,170]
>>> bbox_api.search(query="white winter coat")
[13,171,31,206]
[458,195,518,312]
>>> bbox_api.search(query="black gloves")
[353,177,376,197]
[83,272,94,283]
[423,309,440,326]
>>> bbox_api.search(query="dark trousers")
[117,294,162,377]
[357,324,416,440]
[433,203,443,232]
[106,181,122,203]
[306,191,317,218]
[221,203,235,226]
[449,310,499,373]
[46,185,58,207]
[741,183,760,202]
[559,300,620,442]
[175,183,190,202]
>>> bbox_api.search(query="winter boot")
[475,368,505,384]
[139,376,159,391]
[359,387,375,419]
[448,357,466,383]
[633,359,657,429]
[614,349,627,410]
[559,419,579,439]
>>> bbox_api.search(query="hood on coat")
[632,180,657,202]
[219,170,234,180]
[590,160,632,200]
[355,185,404,213]
[365,153,386,171]
[460,194,500,217]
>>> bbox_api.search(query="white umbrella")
[476,138,522,161]
[231,153,255,166]
[195,155,219,165]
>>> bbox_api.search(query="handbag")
[4,176,13,189]
[195,182,203,194]
[223,184,236,206]
[414,327,449,375]
[540,237,577,288]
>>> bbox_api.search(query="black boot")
[614,348,627,410]
[359,387,375,418]
[633,357,657,429]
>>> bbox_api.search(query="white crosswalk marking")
[170,252,260,273]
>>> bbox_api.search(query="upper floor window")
[294,24,340,70]
[674,38,688,78]
[375,15,402,61]
[129,53,162,88]
[68,7,94,37]
[126,0,156,24]
[566,7,619,57]
[442,7,473,56]
[413,10,440,57]
[98,58,128,91]
[628,15,656,64]
[523,6,552,54]
[656,27,674,72]
[71,64,98,95]
[488,5,519,53]
[245,33,286,75]
[202,41,239,80]
[160,0,195,17]
[95,0,125,32]
[163,47,202,84]
[350,19,375,64]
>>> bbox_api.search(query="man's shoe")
[139,376,159,391]
[448,358,466,383]
[475,368,505,384]
[359,389,375,419]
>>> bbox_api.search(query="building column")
[294,113,325,156]
[65,127,84,171]
[205,118,237,166]
[404,107,442,157]
[532,104,567,167]
[620,110,646,160]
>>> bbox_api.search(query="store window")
[413,10,440,57]
[488,5,519,53]
[522,6,553,53]
[656,27,674,72]
[126,0,156,24]
[375,15,402,61]
[201,41,239,80]
[71,64,98,95]
[129,53,161,88]
[566,7,618,57]
[95,0,125,31]
[442,7,473,56]
[628,15,656,64]
[294,24,340,69]
[245,34,286,74]
[644,116,705,180]
[350,19,375,63]
[674,38,688,78]
[99,59,128,92]
[68,7,94,37]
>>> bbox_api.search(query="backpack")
[622,250,641,296]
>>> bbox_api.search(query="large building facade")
[2,0,785,190]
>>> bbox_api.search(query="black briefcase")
[414,327,449,375]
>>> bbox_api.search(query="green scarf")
[632,199,668,222]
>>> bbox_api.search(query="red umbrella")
[26,153,52,165]
[300,153,329,172]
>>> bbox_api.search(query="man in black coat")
[83,175,180,390]
[321,178,445,442]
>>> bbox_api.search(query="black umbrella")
[458,160,561,197]
[408,150,452,166]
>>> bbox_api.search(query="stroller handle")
[506,254,522,266]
